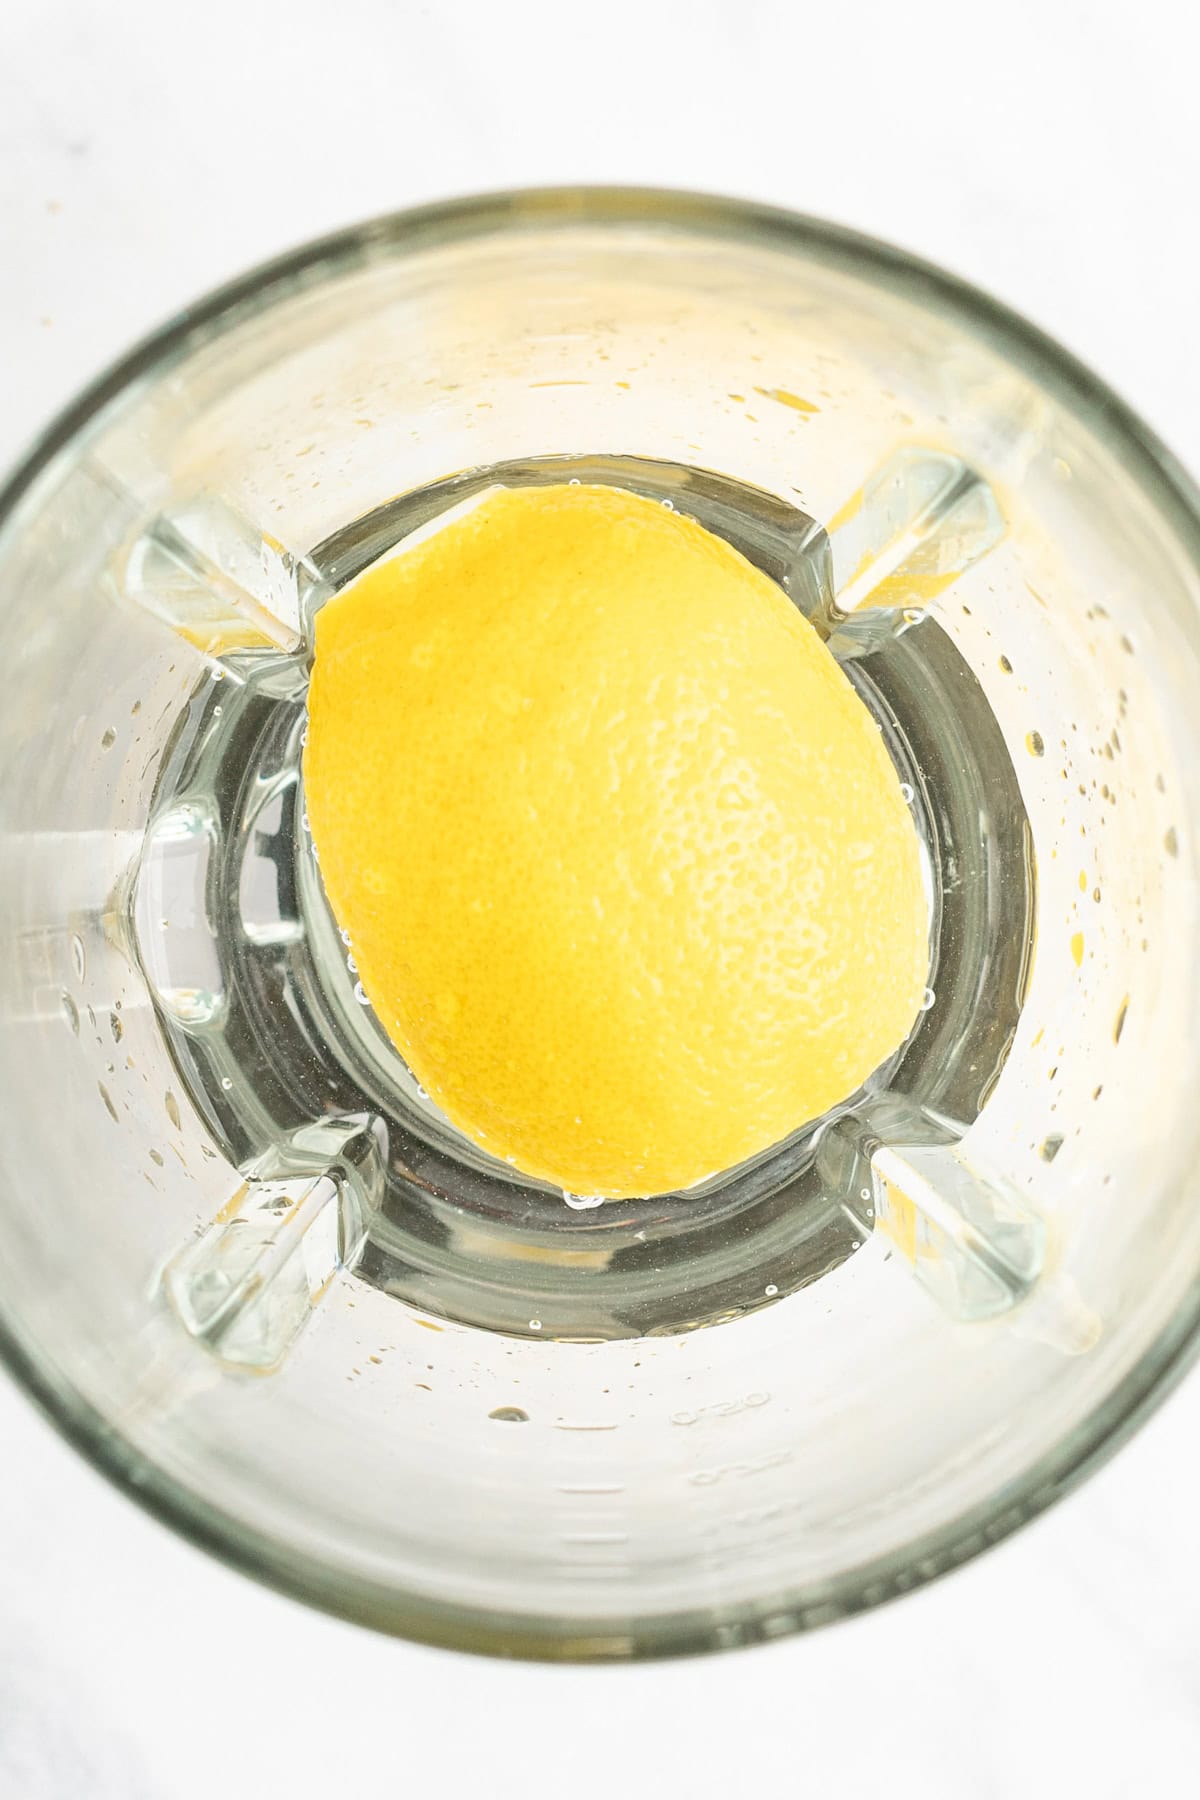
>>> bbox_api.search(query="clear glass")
[2,189,1200,1660]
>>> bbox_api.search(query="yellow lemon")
[304,484,928,1198]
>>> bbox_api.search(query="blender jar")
[1,189,1199,1659]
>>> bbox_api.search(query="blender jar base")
[127,449,1037,1359]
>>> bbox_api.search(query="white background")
[2,2,1199,1794]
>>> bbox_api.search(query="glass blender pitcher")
[2,189,1199,1660]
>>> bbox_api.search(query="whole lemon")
[304,484,927,1198]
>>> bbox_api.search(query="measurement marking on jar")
[671,1392,770,1427]
[721,1495,811,1534]
[559,1531,631,1546]
[557,1483,626,1495]
[688,1450,793,1487]
[553,1421,620,1432]
[551,1561,633,1578]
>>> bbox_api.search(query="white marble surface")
[3,1,1200,1793]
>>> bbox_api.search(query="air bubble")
[568,478,581,486]
[529,1318,543,1331]
[919,987,936,1012]
[339,928,353,947]
[860,1188,871,1202]
[660,498,675,510]
[346,954,358,974]
[354,981,370,1005]
[563,1192,605,1210]
[899,782,914,804]
[221,1076,233,1090]
[764,1284,779,1297]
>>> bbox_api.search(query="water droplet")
[563,1192,604,1210]
[764,1284,779,1297]
[489,1406,529,1422]
[61,991,79,1035]
[919,987,936,1012]
[1039,1134,1064,1163]
[97,1082,118,1123]
[1165,826,1179,858]
[899,782,914,803]
[164,1090,181,1130]
[1026,731,1045,757]
[70,934,85,981]
[149,1149,164,1167]
[1114,995,1130,1044]
[529,1319,543,1331]
[354,981,370,1005]
[100,727,116,750]
[109,1011,123,1044]
[999,655,1013,674]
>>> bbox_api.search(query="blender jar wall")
[1,193,1199,1657]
